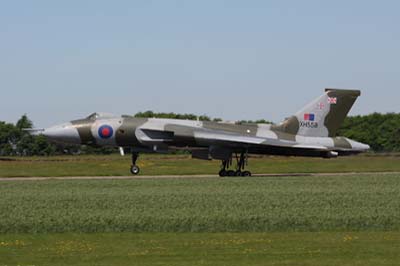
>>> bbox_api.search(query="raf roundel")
[98,125,114,139]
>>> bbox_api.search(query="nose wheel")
[219,151,252,177]
[130,152,140,175]
[130,165,140,175]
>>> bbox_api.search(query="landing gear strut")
[219,151,251,177]
[130,152,140,175]
[219,159,234,177]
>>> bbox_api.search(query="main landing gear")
[130,152,140,175]
[219,151,252,177]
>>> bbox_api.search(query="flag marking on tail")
[317,102,325,109]
[304,113,315,121]
[328,97,337,104]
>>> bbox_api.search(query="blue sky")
[1,0,399,127]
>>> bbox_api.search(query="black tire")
[235,170,242,177]
[242,171,252,177]
[227,170,236,177]
[219,170,227,177]
[130,165,140,175]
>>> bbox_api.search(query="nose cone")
[43,122,81,145]
[360,143,370,151]
[347,139,370,151]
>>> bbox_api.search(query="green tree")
[15,114,33,130]
[338,113,400,152]
[0,122,19,156]
[134,111,219,121]
[237,119,273,125]
[0,115,58,156]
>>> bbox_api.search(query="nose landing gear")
[219,151,252,177]
[130,152,140,175]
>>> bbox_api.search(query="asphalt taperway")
[0,172,399,181]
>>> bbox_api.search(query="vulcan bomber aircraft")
[34,89,369,176]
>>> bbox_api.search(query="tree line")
[0,112,399,156]
[337,113,400,152]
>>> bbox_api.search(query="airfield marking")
[0,172,399,181]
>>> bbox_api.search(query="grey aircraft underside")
[32,89,369,176]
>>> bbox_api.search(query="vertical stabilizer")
[273,89,360,137]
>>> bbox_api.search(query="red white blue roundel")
[98,125,114,139]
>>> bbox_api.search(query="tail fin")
[273,89,361,137]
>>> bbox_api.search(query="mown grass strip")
[1,154,400,177]
[1,232,399,266]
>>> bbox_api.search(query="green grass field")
[1,154,400,177]
[1,174,400,265]
[1,156,400,265]
[1,174,400,233]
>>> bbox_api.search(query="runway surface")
[0,172,399,181]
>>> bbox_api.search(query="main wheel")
[130,165,140,175]
[227,170,236,177]
[219,170,227,177]
[235,170,242,176]
[242,171,252,177]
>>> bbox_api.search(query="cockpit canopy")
[86,112,118,120]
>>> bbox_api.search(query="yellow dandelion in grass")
[343,235,359,242]
[54,240,95,255]
[308,249,322,255]
[128,250,150,256]
[14,240,26,247]
[0,240,26,247]
[242,248,256,254]
[138,161,154,168]
[383,235,396,241]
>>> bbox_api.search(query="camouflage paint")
[324,89,361,137]
[45,89,369,161]
[71,117,96,145]
[271,116,299,141]
[202,121,258,136]
[115,117,148,147]
[333,137,353,149]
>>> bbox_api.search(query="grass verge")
[1,154,400,177]
[1,232,399,266]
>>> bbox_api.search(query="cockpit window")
[86,112,118,120]
[87,113,99,120]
